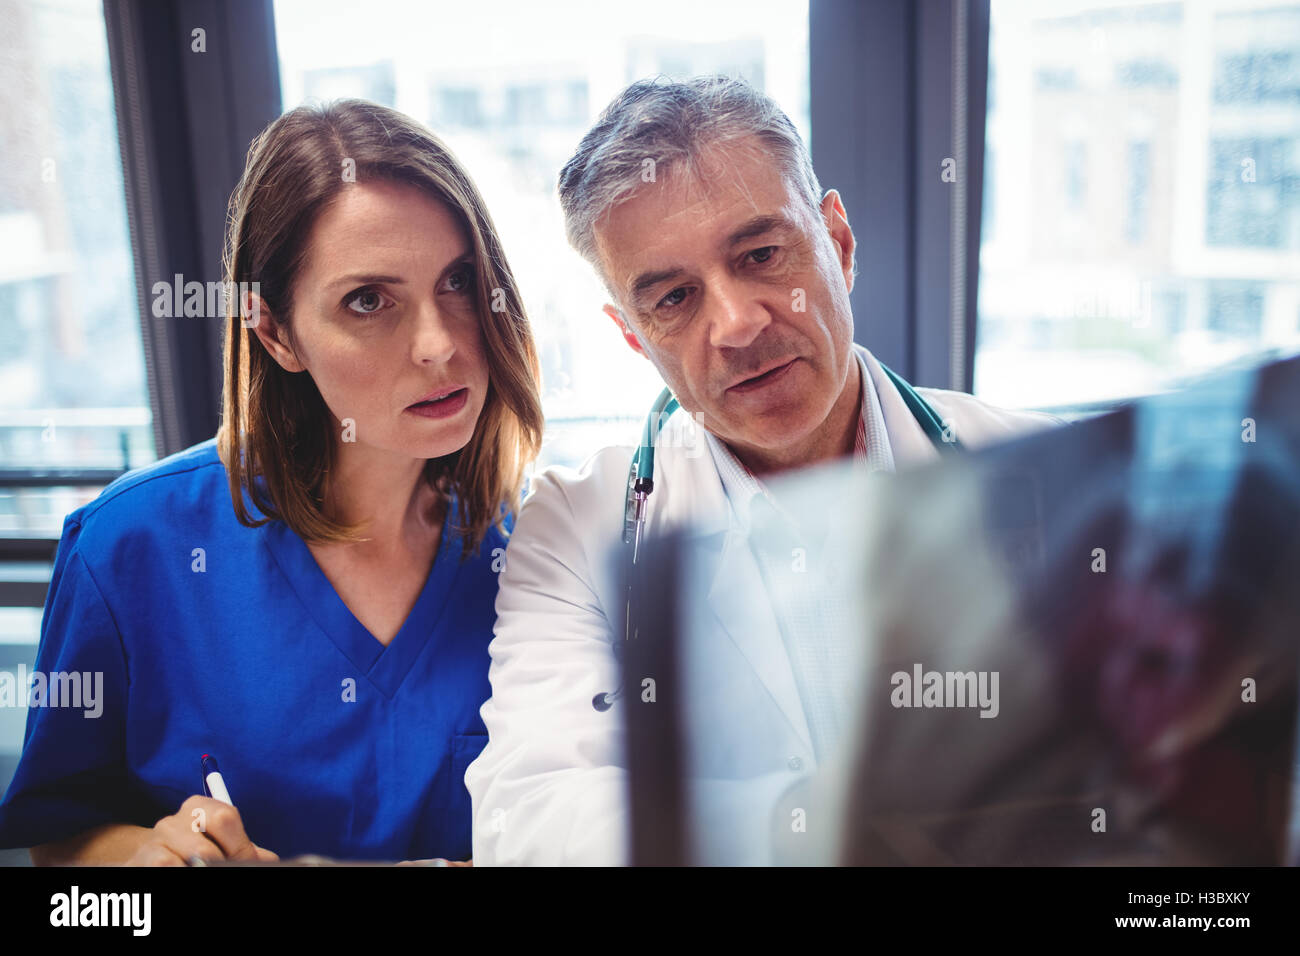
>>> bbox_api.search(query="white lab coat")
[465,345,1062,865]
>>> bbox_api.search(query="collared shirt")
[703,344,896,528]
[702,345,894,765]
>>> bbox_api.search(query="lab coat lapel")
[660,417,814,752]
[859,345,942,469]
[704,529,814,752]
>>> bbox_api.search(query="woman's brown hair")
[217,100,543,555]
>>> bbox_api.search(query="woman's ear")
[243,290,305,373]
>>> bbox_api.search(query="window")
[1215,50,1300,104]
[1207,279,1265,338]
[0,0,154,858]
[0,0,153,533]
[1207,136,1295,247]
[1064,139,1088,211]
[976,0,1300,412]
[1125,139,1151,242]
[273,0,810,469]
[1117,58,1179,89]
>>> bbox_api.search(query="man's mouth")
[727,358,798,394]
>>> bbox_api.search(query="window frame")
[104,0,283,459]
[0,0,283,606]
[810,0,991,392]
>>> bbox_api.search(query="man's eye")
[658,287,689,310]
[345,289,389,315]
[749,246,778,264]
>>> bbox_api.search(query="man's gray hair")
[557,74,823,272]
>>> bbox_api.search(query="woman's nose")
[410,299,457,365]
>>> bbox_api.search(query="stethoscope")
[591,361,963,711]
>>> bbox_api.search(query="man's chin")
[711,417,822,462]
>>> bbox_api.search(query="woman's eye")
[444,267,475,294]
[345,289,389,315]
[749,246,777,265]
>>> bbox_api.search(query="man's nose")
[706,276,770,350]
[410,298,457,365]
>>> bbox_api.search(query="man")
[465,76,1061,864]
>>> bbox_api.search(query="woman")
[0,100,543,864]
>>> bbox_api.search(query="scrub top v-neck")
[262,497,463,700]
[0,439,505,861]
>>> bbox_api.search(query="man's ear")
[820,189,856,294]
[603,303,648,359]
[244,291,305,373]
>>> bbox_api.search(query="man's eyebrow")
[726,214,795,246]
[629,266,685,307]
[624,219,793,309]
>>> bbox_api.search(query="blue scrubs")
[0,439,505,861]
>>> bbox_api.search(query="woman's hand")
[125,795,279,866]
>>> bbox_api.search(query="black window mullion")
[811,0,990,392]
[103,0,282,458]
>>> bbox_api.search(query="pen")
[200,753,234,806]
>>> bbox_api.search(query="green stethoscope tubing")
[624,361,962,543]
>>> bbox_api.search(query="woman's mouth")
[405,387,469,419]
